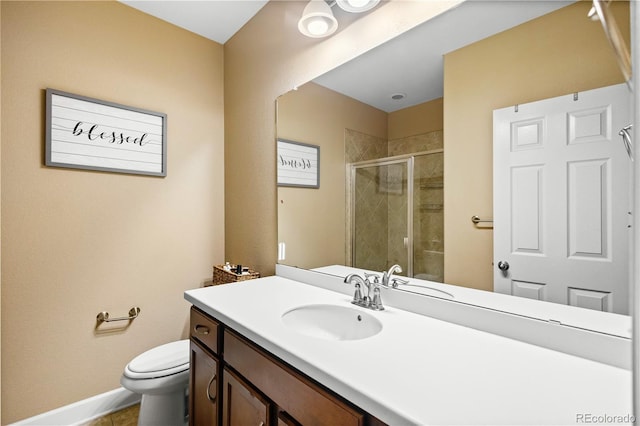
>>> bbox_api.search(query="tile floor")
[82,404,139,426]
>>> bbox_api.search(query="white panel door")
[493,83,631,314]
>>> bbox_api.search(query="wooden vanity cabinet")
[224,329,365,426]
[190,308,221,426]
[189,306,386,426]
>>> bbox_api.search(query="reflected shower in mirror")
[276,0,632,317]
[348,152,444,282]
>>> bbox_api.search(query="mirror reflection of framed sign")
[45,88,167,177]
[277,139,320,188]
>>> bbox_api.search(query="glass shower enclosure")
[348,151,444,281]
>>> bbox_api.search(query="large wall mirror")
[276,0,633,334]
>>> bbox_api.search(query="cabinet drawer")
[224,330,364,426]
[190,307,220,354]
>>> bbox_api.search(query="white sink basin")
[281,304,382,341]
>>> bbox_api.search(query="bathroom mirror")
[277,1,633,324]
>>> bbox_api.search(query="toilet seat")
[124,339,189,380]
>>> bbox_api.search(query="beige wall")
[388,97,443,140]
[1,2,224,422]
[277,82,386,269]
[224,0,462,277]
[443,1,629,291]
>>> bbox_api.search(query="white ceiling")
[118,0,269,44]
[314,0,576,112]
[118,0,576,112]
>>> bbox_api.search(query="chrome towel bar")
[96,307,141,323]
[471,215,493,225]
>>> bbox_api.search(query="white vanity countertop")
[185,276,632,426]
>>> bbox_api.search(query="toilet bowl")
[120,339,190,426]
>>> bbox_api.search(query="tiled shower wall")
[346,129,444,281]
[346,129,389,270]
[388,130,443,157]
[353,166,389,271]
[345,128,388,163]
[413,152,444,281]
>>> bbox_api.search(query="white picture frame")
[45,88,167,177]
[277,139,320,188]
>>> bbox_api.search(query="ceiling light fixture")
[335,0,380,13]
[298,0,380,38]
[298,0,339,38]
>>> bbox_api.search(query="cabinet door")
[190,340,219,426]
[222,367,270,426]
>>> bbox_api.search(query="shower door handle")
[403,237,409,248]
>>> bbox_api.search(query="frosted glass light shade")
[298,0,338,38]
[336,0,380,13]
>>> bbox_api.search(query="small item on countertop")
[236,264,243,274]
[211,264,260,285]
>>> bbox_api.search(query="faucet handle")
[351,283,364,305]
[364,272,381,284]
[391,277,410,288]
[370,287,385,311]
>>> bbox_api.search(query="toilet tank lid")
[128,340,189,374]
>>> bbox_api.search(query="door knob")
[497,261,509,271]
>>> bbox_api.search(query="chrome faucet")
[344,273,384,311]
[344,266,411,311]
[344,273,368,305]
[382,264,403,287]
[369,264,410,288]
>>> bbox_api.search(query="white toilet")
[121,339,190,426]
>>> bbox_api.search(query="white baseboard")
[10,387,141,426]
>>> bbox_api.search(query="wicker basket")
[211,265,260,286]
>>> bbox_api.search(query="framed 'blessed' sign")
[277,139,320,189]
[45,89,167,177]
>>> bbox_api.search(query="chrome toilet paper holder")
[96,306,141,324]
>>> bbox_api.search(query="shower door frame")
[346,149,444,277]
